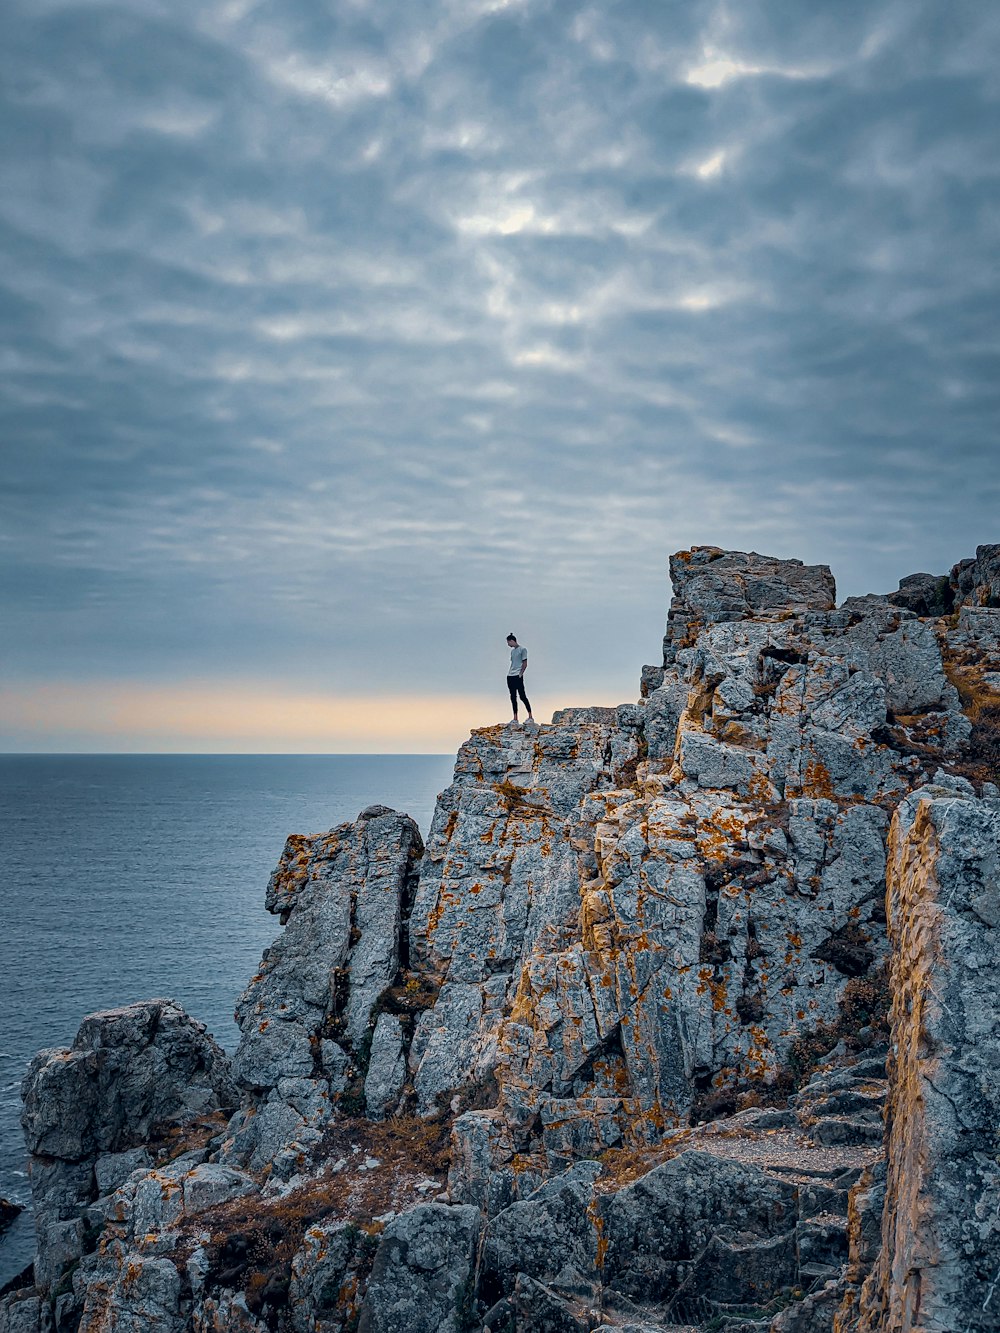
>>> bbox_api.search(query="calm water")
[0,753,454,1283]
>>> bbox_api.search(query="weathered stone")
[0,1293,46,1333]
[508,1272,593,1332]
[22,999,236,1162]
[93,1148,153,1197]
[663,546,836,661]
[845,783,1000,1331]
[365,1013,406,1120]
[482,1162,602,1297]
[77,1253,184,1333]
[887,571,953,618]
[951,543,1000,608]
[21,999,235,1298]
[193,1292,270,1331]
[235,810,423,1089]
[357,1204,480,1333]
[288,1219,375,1333]
[600,1150,798,1306]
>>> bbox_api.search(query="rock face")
[223,807,423,1171]
[5,542,999,1333]
[840,779,1000,1332]
[951,543,1000,609]
[19,999,237,1300]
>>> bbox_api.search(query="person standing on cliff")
[506,632,533,726]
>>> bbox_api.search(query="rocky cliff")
[2,543,999,1333]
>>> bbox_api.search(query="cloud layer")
[2,0,999,746]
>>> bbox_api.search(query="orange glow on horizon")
[0,680,626,752]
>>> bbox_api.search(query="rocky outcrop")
[951,543,1000,609]
[886,573,953,619]
[662,546,836,662]
[839,778,1000,1332]
[5,543,999,1333]
[18,999,236,1303]
[224,807,423,1171]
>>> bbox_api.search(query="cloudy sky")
[2,0,998,751]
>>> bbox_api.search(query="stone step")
[810,1114,885,1147]
[797,1179,850,1220]
[797,1088,886,1120]
[797,1215,850,1270]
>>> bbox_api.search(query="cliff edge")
[2,543,999,1333]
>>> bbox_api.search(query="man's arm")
[520,654,527,676]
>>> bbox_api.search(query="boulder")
[951,543,1000,608]
[482,1162,602,1296]
[21,999,236,1296]
[664,546,836,660]
[357,1204,480,1333]
[0,1293,45,1333]
[365,1013,406,1120]
[228,809,422,1165]
[600,1150,798,1306]
[22,999,236,1162]
[235,809,423,1089]
[887,571,953,617]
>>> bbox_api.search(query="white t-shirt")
[507,645,527,676]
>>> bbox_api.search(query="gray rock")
[447,1110,519,1216]
[93,1148,153,1197]
[845,785,1000,1331]
[365,1013,406,1121]
[192,1291,270,1330]
[886,571,953,617]
[234,810,423,1090]
[951,542,1000,608]
[483,1161,602,1296]
[600,1150,798,1305]
[22,999,236,1161]
[508,1272,592,1331]
[663,545,835,660]
[77,1253,183,1332]
[221,1090,326,1174]
[288,1219,376,1333]
[357,1203,481,1333]
[21,999,235,1297]
[0,1294,46,1333]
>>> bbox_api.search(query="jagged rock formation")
[16,998,236,1312]
[838,778,1000,1332]
[2,543,998,1333]
[224,806,424,1172]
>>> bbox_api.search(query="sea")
[0,753,455,1286]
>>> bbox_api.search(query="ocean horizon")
[0,752,455,1283]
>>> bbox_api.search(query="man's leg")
[516,677,533,720]
[507,676,520,722]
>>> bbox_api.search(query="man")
[505,632,533,726]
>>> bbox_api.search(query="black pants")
[507,675,531,714]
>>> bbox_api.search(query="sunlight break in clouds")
[686,48,829,89]
[694,150,727,179]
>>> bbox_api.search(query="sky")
[1,0,999,752]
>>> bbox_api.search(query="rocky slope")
[2,543,999,1333]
